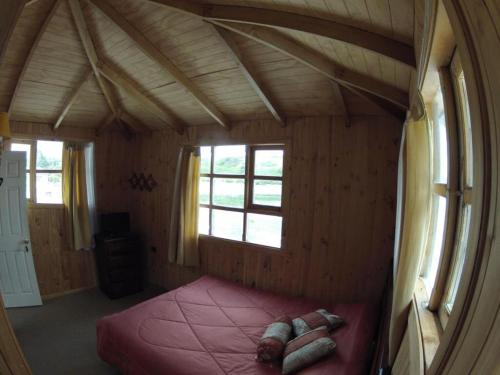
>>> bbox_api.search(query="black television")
[99,212,130,236]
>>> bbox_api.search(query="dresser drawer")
[107,253,138,269]
[105,240,139,255]
[109,268,139,282]
[95,234,143,299]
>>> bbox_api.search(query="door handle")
[19,240,29,252]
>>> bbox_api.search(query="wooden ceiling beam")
[8,0,61,115]
[146,1,415,67]
[0,0,27,64]
[53,68,93,130]
[330,82,350,127]
[68,0,120,117]
[212,21,409,110]
[25,0,41,6]
[343,84,407,121]
[88,0,230,129]
[145,0,204,16]
[212,24,286,127]
[97,60,185,134]
[95,112,115,136]
[115,116,134,140]
[119,111,152,135]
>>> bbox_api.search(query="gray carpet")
[7,286,165,375]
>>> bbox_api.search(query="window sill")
[199,234,286,254]
[414,278,443,370]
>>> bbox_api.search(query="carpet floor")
[7,286,165,375]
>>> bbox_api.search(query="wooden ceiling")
[0,0,415,133]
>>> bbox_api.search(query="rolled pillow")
[292,309,343,336]
[257,315,293,362]
[282,327,336,374]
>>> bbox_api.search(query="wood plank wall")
[96,115,402,304]
[9,121,97,298]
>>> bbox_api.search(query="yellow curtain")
[63,144,92,251]
[388,117,432,364]
[168,146,201,267]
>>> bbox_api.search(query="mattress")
[97,276,377,375]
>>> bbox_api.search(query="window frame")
[420,67,461,320]
[199,143,286,249]
[9,139,34,200]
[418,50,477,332]
[438,53,475,326]
[9,139,64,206]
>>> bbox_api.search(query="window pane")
[254,149,283,177]
[36,173,62,204]
[253,179,282,207]
[26,172,30,199]
[247,214,282,248]
[446,204,472,312]
[200,146,211,174]
[198,207,209,235]
[213,145,245,175]
[11,143,31,170]
[432,91,448,184]
[422,195,447,293]
[213,178,244,208]
[458,74,473,187]
[36,140,63,170]
[199,177,210,204]
[212,209,243,241]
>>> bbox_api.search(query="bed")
[97,276,377,375]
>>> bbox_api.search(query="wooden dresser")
[95,234,143,299]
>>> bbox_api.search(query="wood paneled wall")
[28,206,96,297]
[96,115,402,304]
[9,121,97,298]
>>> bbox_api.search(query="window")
[10,140,64,204]
[420,85,449,295]
[10,141,31,199]
[198,144,284,248]
[418,52,476,330]
[443,59,474,315]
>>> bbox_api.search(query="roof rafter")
[95,112,115,135]
[88,0,230,129]
[97,60,185,134]
[25,0,41,6]
[212,21,409,110]
[68,0,120,117]
[343,84,407,121]
[119,111,152,135]
[69,0,154,135]
[146,0,415,67]
[0,0,27,64]
[53,68,93,130]
[330,82,350,127]
[212,24,286,127]
[115,116,134,140]
[8,0,62,115]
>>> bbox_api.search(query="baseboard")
[41,286,96,301]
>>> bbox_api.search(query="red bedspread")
[97,276,377,375]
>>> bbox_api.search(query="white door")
[0,151,42,307]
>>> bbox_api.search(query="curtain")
[84,143,97,245]
[388,117,432,364]
[63,143,93,251]
[168,146,201,267]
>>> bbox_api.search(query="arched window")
[419,51,474,329]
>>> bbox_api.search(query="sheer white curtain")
[84,142,97,248]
